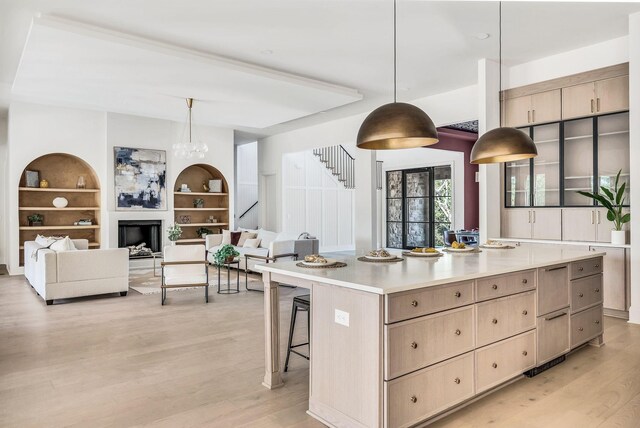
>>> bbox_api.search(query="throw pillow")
[237,231,258,247]
[50,236,77,252]
[35,234,58,247]
[230,231,242,246]
[256,229,279,249]
[221,229,231,245]
[243,238,262,248]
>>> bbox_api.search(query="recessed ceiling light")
[260,49,274,55]
[474,33,490,40]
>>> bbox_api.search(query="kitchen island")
[256,246,606,428]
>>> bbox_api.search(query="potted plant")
[196,227,212,239]
[167,223,183,245]
[213,244,240,265]
[578,169,630,245]
[193,198,205,208]
[27,213,44,227]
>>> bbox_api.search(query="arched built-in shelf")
[173,164,229,244]
[18,153,101,266]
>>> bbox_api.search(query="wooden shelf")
[174,192,227,196]
[176,238,205,243]
[174,208,227,211]
[177,223,228,227]
[19,225,100,230]
[18,207,100,211]
[19,187,99,193]
[20,242,100,250]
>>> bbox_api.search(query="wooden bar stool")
[284,294,310,372]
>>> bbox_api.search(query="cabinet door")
[562,209,597,242]
[562,82,595,120]
[502,209,532,239]
[591,246,626,311]
[531,209,562,240]
[531,90,561,124]
[537,308,570,365]
[595,75,629,115]
[504,95,532,128]
[596,208,630,243]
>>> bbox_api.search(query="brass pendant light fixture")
[357,0,439,150]
[470,2,537,164]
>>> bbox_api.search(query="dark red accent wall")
[428,128,479,230]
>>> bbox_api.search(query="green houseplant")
[27,213,44,226]
[213,244,240,265]
[167,223,183,244]
[196,227,212,239]
[193,198,205,208]
[577,169,630,245]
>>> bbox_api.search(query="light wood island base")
[258,247,606,428]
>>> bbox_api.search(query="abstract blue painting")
[114,147,167,210]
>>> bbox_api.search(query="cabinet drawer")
[386,352,474,428]
[571,304,603,349]
[537,308,570,365]
[571,274,603,313]
[476,270,535,302]
[476,330,536,393]
[538,264,569,316]
[570,257,603,280]
[386,306,474,380]
[476,291,536,347]
[386,281,474,324]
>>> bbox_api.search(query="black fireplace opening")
[118,220,162,258]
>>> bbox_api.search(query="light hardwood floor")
[1,273,639,428]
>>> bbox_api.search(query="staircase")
[312,145,383,190]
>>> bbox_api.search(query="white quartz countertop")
[491,237,631,249]
[255,246,606,295]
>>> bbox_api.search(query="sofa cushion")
[230,231,242,246]
[164,245,207,285]
[243,238,261,248]
[238,231,257,247]
[221,230,231,245]
[256,229,279,249]
[50,237,77,252]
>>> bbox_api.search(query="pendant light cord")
[394,0,397,103]
[499,1,502,127]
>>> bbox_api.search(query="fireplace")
[118,220,162,258]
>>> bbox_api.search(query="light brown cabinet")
[561,208,629,243]
[536,308,570,365]
[476,291,536,347]
[502,208,562,241]
[504,89,561,128]
[537,264,570,316]
[590,246,629,315]
[562,75,629,120]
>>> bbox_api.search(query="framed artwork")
[25,170,40,188]
[114,147,167,210]
[178,215,191,224]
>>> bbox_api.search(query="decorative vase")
[52,197,69,208]
[76,176,86,189]
[170,240,177,246]
[29,220,43,227]
[39,179,49,188]
[225,255,235,263]
[611,230,626,246]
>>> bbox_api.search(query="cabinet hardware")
[455,329,461,336]
[578,327,584,331]
[454,378,461,384]
[590,210,595,225]
[410,342,418,349]
[579,293,584,298]
[594,264,600,268]
[411,300,418,307]
[528,110,531,123]
[545,266,567,272]
[454,291,461,298]
[410,396,417,403]
[522,350,528,356]
[492,284,498,290]
[492,363,498,369]
[492,318,498,324]
[528,210,532,223]
[596,211,601,224]
[597,97,600,112]
[522,310,528,315]
[595,320,600,325]
[545,312,568,321]
[522,279,528,284]
[595,288,600,293]
[591,99,595,113]
[532,109,536,122]
[532,211,536,223]
[578,267,584,271]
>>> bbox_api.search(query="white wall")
[236,142,259,229]
[282,151,354,251]
[0,111,8,266]
[6,102,234,274]
[258,85,478,234]
[628,13,640,324]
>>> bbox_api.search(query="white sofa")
[205,229,319,272]
[24,239,129,305]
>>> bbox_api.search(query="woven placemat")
[479,245,515,250]
[442,248,482,254]
[357,256,404,263]
[402,251,444,258]
[296,261,347,269]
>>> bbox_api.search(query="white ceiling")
[2,0,640,136]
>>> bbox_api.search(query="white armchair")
[161,245,209,305]
[24,239,129,305]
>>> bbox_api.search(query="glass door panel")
[598,112,630,205]
[564,118,594,206]
[433,166,452,247]
[405,170,430,248]
[386,171,403,248]
[532,123,560,206]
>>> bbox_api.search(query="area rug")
[129,267,264,295]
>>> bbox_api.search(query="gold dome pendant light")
[357,0,439,150]
[470,2,537,164]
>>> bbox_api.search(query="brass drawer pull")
[579,293,584,298]
[411,300,418,307]
[595,264,600,268]
[595,320,600,325]
[578,327,584,331]
[522,310,528,316]
[455,329,461,336]
[522,350,528,356]
[454,378,461,384]
[591,99,595,113]
[522,279,528,284]
[492,363,498,369]
[545,312,568,321]
[492,318,498,324]
[410,395,417,403]
[595,288,600,293]
[454,291,461,298]
[410,342,418,349]
[578,267,584,272]
[545,266,567,272]
[492,284,498,290]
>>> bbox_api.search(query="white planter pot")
[611,230,626,246]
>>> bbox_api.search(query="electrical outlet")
[335,309,349,327]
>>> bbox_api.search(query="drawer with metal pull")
[386,281,474,324]
[536,307,570,365]
[537,264,569,316]
[385,306,474,380]
[571,273,603,314]
[475,330,536,393]
[570,257,603,280]
[385,352,474,428]
[476,291,536,347]
[571,304,603,349]
[476,270,536,302]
